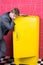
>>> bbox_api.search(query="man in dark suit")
[0,8,20,58]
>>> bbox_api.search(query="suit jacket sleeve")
[2,18,15,30]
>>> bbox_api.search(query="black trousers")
[0,39,6,58]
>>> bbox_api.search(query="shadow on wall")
[39,18,43,59]
[3,31,13,57]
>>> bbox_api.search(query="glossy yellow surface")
[13,16,40,65]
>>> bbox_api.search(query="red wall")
[0,0,43,58]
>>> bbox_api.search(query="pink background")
[0,0,43,58]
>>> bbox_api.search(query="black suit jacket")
[0,12,14,39]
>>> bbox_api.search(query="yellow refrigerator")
[13,16,40,65]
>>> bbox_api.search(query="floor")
[0,56,43,65]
